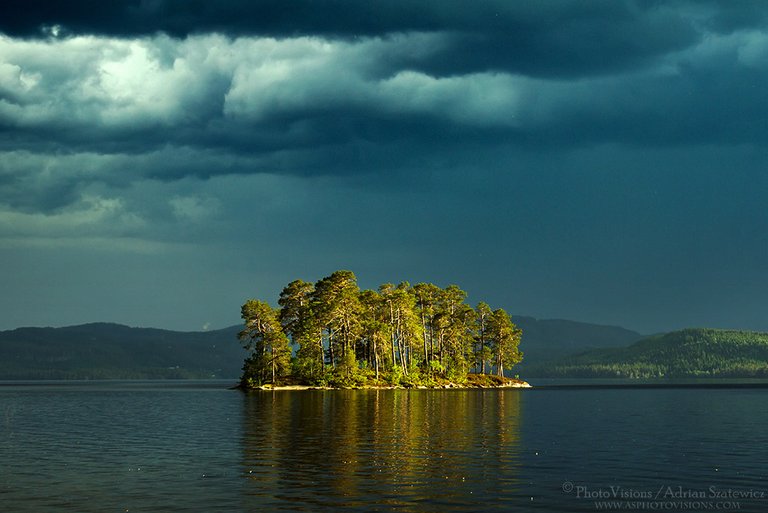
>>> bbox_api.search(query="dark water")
[1,381,766,512]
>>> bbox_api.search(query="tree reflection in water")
[241,389,522,512]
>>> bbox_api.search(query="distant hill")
[528,328,768,378]
[0,317,644,379]
[512,316,644,372]
[0,323,244,379]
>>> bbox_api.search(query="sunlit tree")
[239,299,292,386]
[312,270,362,378]
[474,302,493,374]
[488,308,523,377]
[278,280,323,380]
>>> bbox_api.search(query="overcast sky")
[1,1,767,334]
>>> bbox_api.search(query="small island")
[237,270,528,390]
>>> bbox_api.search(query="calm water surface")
[1,380,766,512]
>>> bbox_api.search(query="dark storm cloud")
[1,1,767,336]
[698,0,768,33]
[0,0,705,78]
[2,1,768,217]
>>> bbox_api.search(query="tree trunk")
[317,329,324,375]
[373,336,379,381]
[397,316,408,375]
[429,325,434,367]
[329,330,336,369]
[389,302,397,369]
[271,350,276,384]
[421,307,429,369]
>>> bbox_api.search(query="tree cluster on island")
[238,270,523,388]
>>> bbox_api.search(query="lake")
[1,380,766,512]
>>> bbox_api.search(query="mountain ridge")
[0,322,243,380]
[0,317,643,380]
[512,315,644,369]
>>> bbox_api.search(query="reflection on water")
[3,383,766,512]
[242,390,522,512]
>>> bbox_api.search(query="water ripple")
[1,383,766,512]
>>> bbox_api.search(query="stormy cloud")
[1,1,767,333]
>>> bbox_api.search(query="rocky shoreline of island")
[240,375,531,391]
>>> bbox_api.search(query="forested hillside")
[0,323,242,379]
[529,329,768,378]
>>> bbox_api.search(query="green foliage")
[237,270,525,388]
[428,360,446,376]
[239,299,292,386]
[387,365,404,386]
[279,279,323,382]
[488,308,523,376]
[446,361,468,384]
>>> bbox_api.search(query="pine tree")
[239,299,292,386]
[312,270,362,378]
[279,280,323,380]
[488,308,523,377]
[474,302,493,374]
